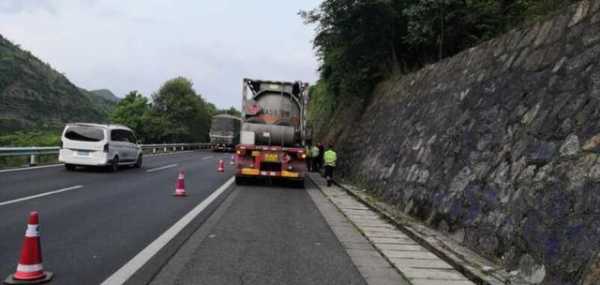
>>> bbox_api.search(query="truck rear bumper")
[237,168,304,180]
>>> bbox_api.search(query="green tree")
[206,102,218,117]
[221,107,241,117]
[109,91,149,141]
[302,0,576,136]
[147,77,211,142]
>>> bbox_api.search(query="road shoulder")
[309,173,476,285]
[149,185,240,285]
[306,176,410,285]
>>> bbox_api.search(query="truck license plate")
[264,153,278,162]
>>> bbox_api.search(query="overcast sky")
[0,0,321,109]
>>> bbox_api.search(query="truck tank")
[241,79,307,147]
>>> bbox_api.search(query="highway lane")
[0,152,222,202]
[0,151,233,285]
[152,181,367,285]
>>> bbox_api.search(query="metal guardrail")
[0,143,214,166]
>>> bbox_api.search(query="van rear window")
[64,126,105,142]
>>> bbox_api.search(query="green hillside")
[90,89,119,102]
[0,34,115,133]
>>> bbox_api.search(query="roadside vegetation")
[302,0,577,137]
[110,77,240,144]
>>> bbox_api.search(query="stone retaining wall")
[332,1,600,284]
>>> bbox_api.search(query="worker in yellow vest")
[323,144,337,187]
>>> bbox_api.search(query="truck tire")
[65,164,76,171]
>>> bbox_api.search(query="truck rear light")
[103,144,109,152]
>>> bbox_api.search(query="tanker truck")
[235,78,309,186]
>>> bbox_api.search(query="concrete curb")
[305,176,410,285]
[331,179,532,285]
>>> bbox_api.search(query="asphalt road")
[0,151,234,285]
[153,181,367,285]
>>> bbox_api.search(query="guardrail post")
[153,148,156,154]
[172,146,176,152]
[29,154,37,166]
[163,147,167,153]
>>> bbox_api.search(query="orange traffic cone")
[217,160,224,172]
[173,170,187,197]
[4,212,53,284]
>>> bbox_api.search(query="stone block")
[560,134,581,157]
[526,141,557,165]
[583,134,600,152]
[377,244,426,252]
[569,0,590,27]
[592,0,600,12]
[369,237,417,245]
[389,258,454,269]
[534,20,553,47]
[400,268,467,280]
[566,44,600,71]
[411,279,475,285]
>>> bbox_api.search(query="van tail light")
[103,144,109,153]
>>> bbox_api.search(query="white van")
[59,123,143,171]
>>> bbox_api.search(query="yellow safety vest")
[324,150,337,166]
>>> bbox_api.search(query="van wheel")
[65,164,76,171]
[134,155,143,168]
[109,157,119,172]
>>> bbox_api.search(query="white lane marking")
[0,164,62,174]
[146,164,178,173]
[101,177,235,285]
[0,185,84,207]
[202,156,213,160]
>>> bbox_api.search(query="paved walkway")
[309,173,475,285]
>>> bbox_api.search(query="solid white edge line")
[145,164,178,173]
[201,156,213,160]
[0,185,84,207]
[100,177,235,285]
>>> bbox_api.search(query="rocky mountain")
[0,34,116,132]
